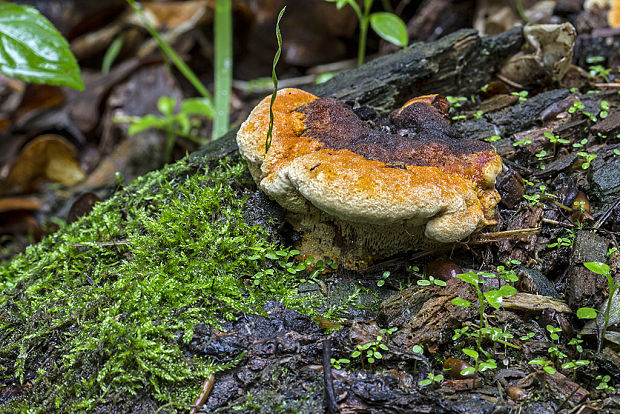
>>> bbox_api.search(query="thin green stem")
[213,0,232,140]
[126,0,214,110]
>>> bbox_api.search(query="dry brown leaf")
[4,134,85,194]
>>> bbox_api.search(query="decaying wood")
[195,27,525,160]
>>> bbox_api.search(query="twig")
[323,338,338,414]
[468,228,540,243]
[593,197,620,230]
[189,373,216,414]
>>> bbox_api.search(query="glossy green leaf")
[0,3,83,90]
[576,307,597,319]
[369,12,408,47]
[451,297,472,307]
[456,272,479,286]
[462,348,478,360]
[583,261,610,276]
[181,98,214,118]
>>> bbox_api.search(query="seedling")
[547,236,573,249]
[520,332,535,341]
[568,101,585,114]
[529,358,556,374]
[546,325,567,360]
[577,152,597,169]
[118,95,210,160]
[330,358,350,369]
[511,90,528,102]
[523,184,556,207]
[513,136,532,147]
[596,375,613,392]
[451,270,517,352]
[460,348,497,376]
[473,110,484,119]
[417,275,447,287]
[325,0,407,66]
[576,262,619,352]
[485,135,501,143]
[351,334,390,364]
[600,100,610,119]
[377,270,390,287]
[418,372,444,387]
[544,131,569,155]
[446,96,469,112]
[572,138,588,148]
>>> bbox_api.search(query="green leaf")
[456,272,479,286]
[157,96,176,116]
[543,365,556,374]
[102,34,124,74]
[460,367,475,376]
[0,3,84,90]
[419,379,431,386]
[484,291,504,310]
[583,262,610,276]
[498,285,518,297]
[369,12,408,47]
[181,98,214,119]
[576,307,597,319]
[462,348,478,360]
[451,297,472,307]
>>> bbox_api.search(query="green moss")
[0,157,321,412]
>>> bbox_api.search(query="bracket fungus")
[237,88,502,268]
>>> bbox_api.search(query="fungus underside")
[0,157,351,412]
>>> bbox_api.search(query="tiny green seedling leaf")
[451,297,472,307]
[369,12,408,47]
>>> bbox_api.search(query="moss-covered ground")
[0,156,326,412]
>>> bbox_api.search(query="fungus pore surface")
[237,88,502,267]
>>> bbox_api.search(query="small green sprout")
[568,100,585,114]
[377,270,390,287]
[576,262,619,352]
[330,358,350,369]
[520,332,535,341]
[577,152,597,169]
[419,372,444,387]
[351,335,390,364]
[535,149,548,159]
[473,110,484,119]
[572,138,588,148]
[513,136,532,147]
[529,358,556,374]
[596,375,613,391]
[600,100,610,119]
[417,275,447,287]
[485,135,501,143]
[511,90,528,102]
[461,348,497,376]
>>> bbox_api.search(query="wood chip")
[501,292,571,313]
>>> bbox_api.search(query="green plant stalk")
[115,116,205,145]
[126,0,214,111]
[213,0,232,140]
[599,277,618,352]
[265,7,285,153]
[357,0,373,66]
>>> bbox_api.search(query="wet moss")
[0,157,322,412]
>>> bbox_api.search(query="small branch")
[323,338,338,414]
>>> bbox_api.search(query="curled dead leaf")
[4,134,85,194]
